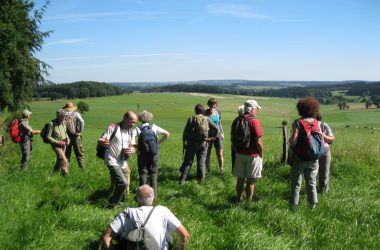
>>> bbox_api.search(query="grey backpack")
[123,207,160,250]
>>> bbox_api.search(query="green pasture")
[0,92,379,249]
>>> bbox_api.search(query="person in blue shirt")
[205,98,225,172]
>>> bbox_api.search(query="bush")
[77,101,89,113]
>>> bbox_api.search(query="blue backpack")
[138,125,158,156]
[294,119,324,161]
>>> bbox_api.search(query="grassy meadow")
[0,92,379,249]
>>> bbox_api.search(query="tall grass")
[0,93,379,249]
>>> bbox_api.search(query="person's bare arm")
[159,131,169,144]
[102,227,114,250]
[175,225,190,250]
[289,125,298,147]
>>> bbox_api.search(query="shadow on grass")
[157,163,183,182]
[87,238,102,250]
[88,188,110,208]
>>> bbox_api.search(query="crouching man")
[102,185,190,250]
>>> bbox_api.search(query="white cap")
[22,110,32,117]
[244,100,262,110]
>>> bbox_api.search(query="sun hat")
[22,110,32,117]
[244,100,262,110]
[62,102,77,112]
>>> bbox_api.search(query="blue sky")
[35,0,380,83]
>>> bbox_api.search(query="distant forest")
[142,81,380,104]
[33,81,130,100]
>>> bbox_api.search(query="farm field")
[0,92,379,249]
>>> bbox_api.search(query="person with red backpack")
[289,96,324,210]
[18,110,40,170]
[231,100,264,203]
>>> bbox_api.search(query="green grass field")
[0,92,379,249]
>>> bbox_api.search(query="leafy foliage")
[0,0,50,112]
[77,101,89,113]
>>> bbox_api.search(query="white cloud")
[45,38,91,46]
[206,3,270,19]
[119,53,197,58]
[45,11,174,23]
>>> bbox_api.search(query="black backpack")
[138,125,158,156]
[119,207,160,250]
[96,124,119,159]
[40,120,54,144]
[232,116,253,150]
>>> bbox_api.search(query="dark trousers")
[65,134,85,168]
[20,138,31,169]
[138,153,159,196]
[179,141,208,182]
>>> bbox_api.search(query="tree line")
[142,81,380,106]
[33,81,130,100]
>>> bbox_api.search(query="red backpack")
[294,119,324,161]
[9,119,21,143]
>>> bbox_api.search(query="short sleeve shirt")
[110,205,181,250]
[19,118,32,138]
[102,124,136,168]
[135,123,168,137]
[236,114,263,157]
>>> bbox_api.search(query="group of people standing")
[18,102,85,175]
[15,96,334,249]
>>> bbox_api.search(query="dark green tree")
[77,101,89,113]
[0,0,51,112]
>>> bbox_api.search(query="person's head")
[244,100,262,115]
[237,105,244,116]
[56,109,66,122]
[296,96,320,118]
[207,97,217,108]
[138,110,153,123]
[194,104,205,115]
[22,110,32,119]
[62,102,77,112]
[136,184,155,206]
[123,111,138,129]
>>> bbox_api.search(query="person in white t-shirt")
[135,110,169,197]
[98,111,137,208]
[102,185,190,250]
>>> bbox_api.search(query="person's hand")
[57,140,65,146]
[124,147,136,157]
[221,133,224,140]
[66,139,70,145]
[99,138,110,147]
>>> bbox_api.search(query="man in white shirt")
[98,111,137,208]
[102,185,190,250]
[135,110,170,197]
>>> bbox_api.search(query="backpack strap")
[121,206,156,229]
[109,123,120,142]
[142,206,156,227]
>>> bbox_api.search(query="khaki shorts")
[233,153,262,178]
